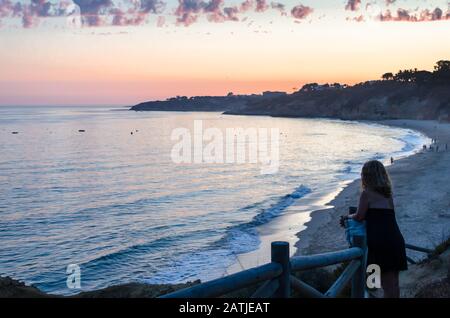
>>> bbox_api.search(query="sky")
[0,0,449,106]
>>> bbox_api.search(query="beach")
[1,116,449,298]
[3,108,425,294]
[294,119,450,258]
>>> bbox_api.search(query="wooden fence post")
[351,235,367,298]
[271,241,290,298]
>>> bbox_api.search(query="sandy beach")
[294,119,450,258]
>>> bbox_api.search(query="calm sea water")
[0,106,427,294]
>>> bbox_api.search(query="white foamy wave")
[142,185,312,284]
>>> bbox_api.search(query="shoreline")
[226,117,429,274]
[294,119,450,259]
[2,115,449,297]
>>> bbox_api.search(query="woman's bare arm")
[349,190,369,221]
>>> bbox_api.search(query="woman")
[342,160,407,298]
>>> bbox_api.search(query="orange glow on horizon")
[0,16,449,106]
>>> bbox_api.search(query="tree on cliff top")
[434,60,450,72]
[381,72,394,81]
[433,60,450,82]
[385,60,450,84]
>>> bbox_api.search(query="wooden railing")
[405,243,434,264]
[158,229,436,298]
[159,234,367,298]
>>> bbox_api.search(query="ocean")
[0,106,428,294]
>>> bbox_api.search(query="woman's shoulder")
[363,189,394,209]
[362,189,385,198]
[360,189,370,198]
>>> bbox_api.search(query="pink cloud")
[1,0,448,29]
[347,14,364,22]
[22,7,38,27]
[0,0,21,19]
[255,0,268,12]
[239,0,253,12]
[1,0,302,28]
[378,7,449,22]
[140,0,165,14]
[110,0,165,26]
[73,0,113,26]
[20,0,76,27]
[156,15,165,27]
[176,0,243,26]
[0,0,166,28]
[291,4,313,20]
[175,0,207,26]
[223,6,239,21]
[345,0,361,12]
[111,9,147,26]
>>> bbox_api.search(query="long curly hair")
[361,160,393,198]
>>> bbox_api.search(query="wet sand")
[294,120,450,258]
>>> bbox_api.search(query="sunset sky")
[0,0,449,106]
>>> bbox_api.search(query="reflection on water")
[0,106,426,294]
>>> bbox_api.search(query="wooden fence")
[159,232,434,298]
[405,243,434,264]
[160,234,367,298]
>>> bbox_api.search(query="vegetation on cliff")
[131,60,450,122]
[225,60,450,121]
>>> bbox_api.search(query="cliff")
[130,82,450,121]
[130,60,450,121]
[130,94,273,112]
[224,81,450,121]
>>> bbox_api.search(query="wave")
[219,185,311,247]
[64,186,311,284]
[338,131,424,177]
[393,131,428,155]
[339,165,352,174]
[23,186,314,288]
[143,185,312,284]
[77,228,212,271]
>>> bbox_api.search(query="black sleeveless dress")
[365,208,408,272]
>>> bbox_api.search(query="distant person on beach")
[341,160,407,298]
[390,157,394,164]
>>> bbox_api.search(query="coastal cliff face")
[130,94,266,112]
[130,82,450,121]
[131,60,450,121]
[224,81,450,121]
